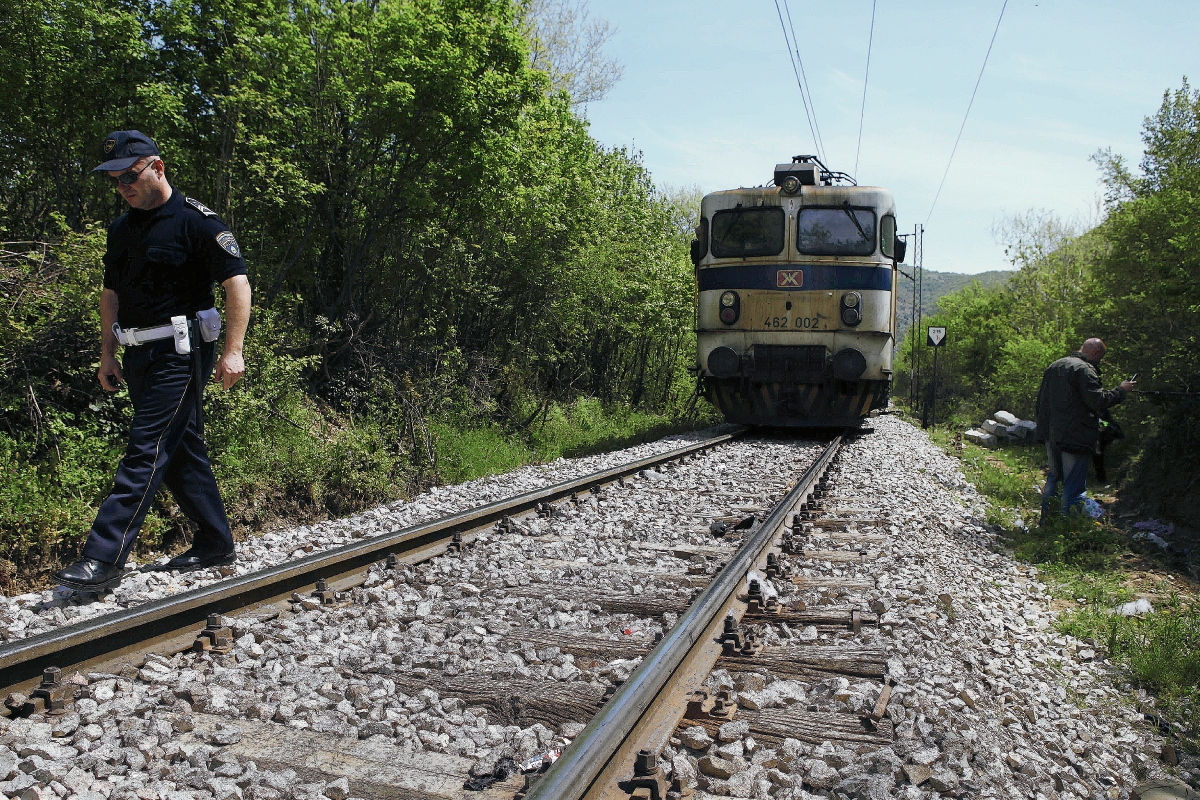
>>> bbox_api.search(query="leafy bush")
[0,1,709,585]
[993,334,1068,419]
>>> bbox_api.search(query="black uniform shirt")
[102,189,247,328]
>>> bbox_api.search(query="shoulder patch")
[185,196,218,217]
[215,231,241,258]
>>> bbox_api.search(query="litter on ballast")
[1132,520,1174,550]
[746,570,779,598]
[1133,519,1174,538]
[520,748,562,773]
[1115,598,1154,616]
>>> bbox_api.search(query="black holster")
[188,320,205,437]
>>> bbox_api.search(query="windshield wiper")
[841,201,869,242]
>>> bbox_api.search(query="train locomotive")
[691,156,906,427]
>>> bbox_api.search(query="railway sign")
[926,326,947,431]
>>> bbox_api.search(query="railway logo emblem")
[776,269,803,288]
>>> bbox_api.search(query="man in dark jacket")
[1035,338,1134,521]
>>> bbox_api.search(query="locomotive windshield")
[711,206,785,258]
[797,207,877,256]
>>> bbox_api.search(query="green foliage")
[894,268,1011,348]
[1012,515,1127,573]
[993,335,1068,419]
[0,229,127,571]
[0,0,705,583]
[432,397,714,484]
[1085,80,1200,529]
[898,81,1200,526]
[955,436,1044,508]
[202,306,409,522]
[0,232,409,576]
[1057,599,1200,745]
[895,281,1017,421]
[1038,565,1133,606]
[0,0,152,236]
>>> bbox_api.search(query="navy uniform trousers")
[82,337,233,566]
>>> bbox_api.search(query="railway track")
[7,421,1168,799]
[0,431,743,692]
[0,429,906,800]
[525,433,848,800]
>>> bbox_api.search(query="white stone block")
[963,429,997,448]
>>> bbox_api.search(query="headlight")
[781,175,801,195]
[841,292,862,326]
[718,291,739,325]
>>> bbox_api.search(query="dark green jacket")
[1035,352,1126,453]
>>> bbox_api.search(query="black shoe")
[162,548,236,572]
[55,558,125,591]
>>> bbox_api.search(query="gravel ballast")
[661,416,1194,799]
[2,417,1195,800]
[0,428,731,643]
[1,434,824,800]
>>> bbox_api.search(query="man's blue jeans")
[1041,442,1091,520]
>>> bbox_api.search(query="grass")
[432,397,715,484]
[914,407,1200,753]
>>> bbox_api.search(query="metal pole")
[931,343,939,431]
[909,224,917,407]
[914,225,923,414]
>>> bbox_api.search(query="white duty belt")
[113,308,221,354]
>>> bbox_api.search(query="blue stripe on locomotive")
[697,265,892,292]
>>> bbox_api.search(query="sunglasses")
[111,159,158,186]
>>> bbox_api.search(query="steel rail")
[526,433,844,800]
[0,430,743,692]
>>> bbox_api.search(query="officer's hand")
[1120,379,1136,392]
[98,355,124,392]
[214,350,245,390]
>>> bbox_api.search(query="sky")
[582,0,1198,274]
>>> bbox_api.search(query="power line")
[772,0,822,162]
[854,0,877,180]
[782,0,827,162]
[926,0,1008,226]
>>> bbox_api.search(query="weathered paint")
[693,178,900,426]
[698,289,892,336]
[706,376,889,427]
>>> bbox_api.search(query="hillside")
[895,268,1012,345]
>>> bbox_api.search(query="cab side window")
[881,215,896,258]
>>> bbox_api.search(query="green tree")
[1088,79,1200,390]
[0,0,151,236]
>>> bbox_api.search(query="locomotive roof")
[702,185,896,215]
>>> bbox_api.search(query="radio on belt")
[171,315,191,355]
[197,307,222,342]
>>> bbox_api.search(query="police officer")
[55,131,251,591]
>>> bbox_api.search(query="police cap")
[92,130,160,173]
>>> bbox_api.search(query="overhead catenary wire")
[925,0,1008,226]
[773,0,823,162]
[782,0,827,162]
[854,0,877,180]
